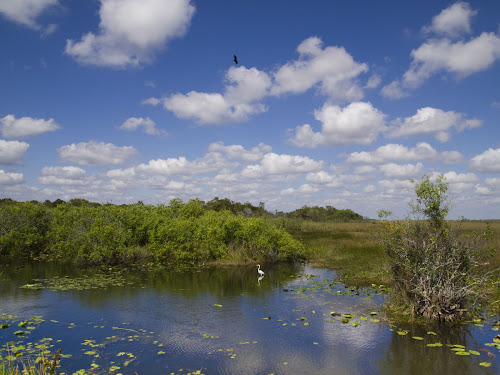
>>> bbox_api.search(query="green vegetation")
[290,221,390,285]
[380,175,498,321]
[278,205,364,222]
[0,198,304,266]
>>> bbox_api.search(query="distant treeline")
[0,198,311,266]
[18,197,364,222]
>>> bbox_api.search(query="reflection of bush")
[0,198,304,266]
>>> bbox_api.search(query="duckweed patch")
[20,270,131,291]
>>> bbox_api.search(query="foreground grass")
[292,220,500,311]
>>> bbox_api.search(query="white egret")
[257,264,265,276]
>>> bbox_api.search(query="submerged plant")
[380,175,496,322]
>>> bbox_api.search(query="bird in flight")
[233,55,238,64]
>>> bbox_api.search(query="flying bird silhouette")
[233,55,238,64]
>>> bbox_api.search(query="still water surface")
[1,262,499,374]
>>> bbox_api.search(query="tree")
[377,210,392,219]
[380,175,495,322]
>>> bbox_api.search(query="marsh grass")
[293,220,500,309]
[0,347,60,375]
[291,221,391,286]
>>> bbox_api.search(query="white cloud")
[1,115,60,138]
[117,117,166,135]
[382,3,500,98]
[289,102,386,148]
[422,1,477,37]
[387,107,481,142]
[163,66,271,124]
[0,139,30,164]
[242,153,323,178]
[108,152,236,180]
[365,75,381,89]
[353,165,376,175]
[380,162,424,178]
[403,32,500,88]
[305,171,335,185]
[346,142,440,164]
[378,179,414,194]
[280,184,319,196]
[430,170,478,193]
[441,171,478,183]
[57,141,139,166]
[0,0,59,30]
[208,141,271,163]
[271,36,368,102]
[0,170,23,185]
[440,151,464,165]
[65,0,195,68]
[142,97,161,106]
[38,166,90,186]
[380,80,407,100]
[469,148,500,172]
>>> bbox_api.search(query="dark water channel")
[1,262,499,374]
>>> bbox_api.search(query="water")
[0,262,499,374]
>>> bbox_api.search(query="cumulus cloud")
[387,107,481,142]
[241,153,323,178]
[403,33,500,87]
[117,117,166,135]
[280,184,319,196]
[57,141,139,166]
[271,36,368,102]
[38,166,90,186]
[422,1,477,37]
[289,102,386,148]
[1,115,60,138]
[108,152,236,180]
[0,0,59,30]
[65,0,195,68]
[380,162,424,178]
[153,37,371,126]
[0,170,23,185]
[162,66,271,124]
[305,171,336,185]
[208,141,271,163]
[382,3,500,98]
[346,142,441,164]
[469,148,500,172]
[0,139,30,164]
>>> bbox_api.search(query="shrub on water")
[380,175,495,322]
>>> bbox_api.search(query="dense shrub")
[281,205,364,222]
[0,200,51,260]
[0,198,304,266]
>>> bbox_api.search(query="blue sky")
[1,0,499,219]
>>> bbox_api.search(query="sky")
[1,0,500,219]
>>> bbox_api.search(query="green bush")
[380,175,495,322]
[0,198,305,266]
[0,201,51,260]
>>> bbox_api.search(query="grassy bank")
[292,219,500,312]
[289,220,390,285]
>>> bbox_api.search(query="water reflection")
[0,262,498,374]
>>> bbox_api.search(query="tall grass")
[0,347,60,375]
[291,221,391,285]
